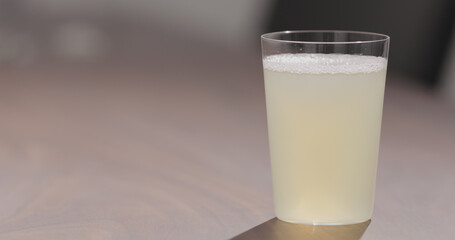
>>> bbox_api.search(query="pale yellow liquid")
[263,54,387,224]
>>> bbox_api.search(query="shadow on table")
[230,218,370,240]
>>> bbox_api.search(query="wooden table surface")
[0,51,454,239]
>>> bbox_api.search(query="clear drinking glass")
[261,30,390,225]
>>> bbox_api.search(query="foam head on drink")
[263,53,387,224]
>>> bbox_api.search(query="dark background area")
[266,0,455,88]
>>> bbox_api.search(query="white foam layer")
[263,53,387,74]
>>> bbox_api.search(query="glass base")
[277,217,370,225]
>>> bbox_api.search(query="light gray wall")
[25,0,273,47]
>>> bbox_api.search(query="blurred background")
[0,0,455,86]
[0,0,454,91]
[0,0,454,88]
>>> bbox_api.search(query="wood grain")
[0,53,454,239]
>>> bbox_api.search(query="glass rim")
[261,30,390,45]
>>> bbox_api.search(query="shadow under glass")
[230,218,370,240]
